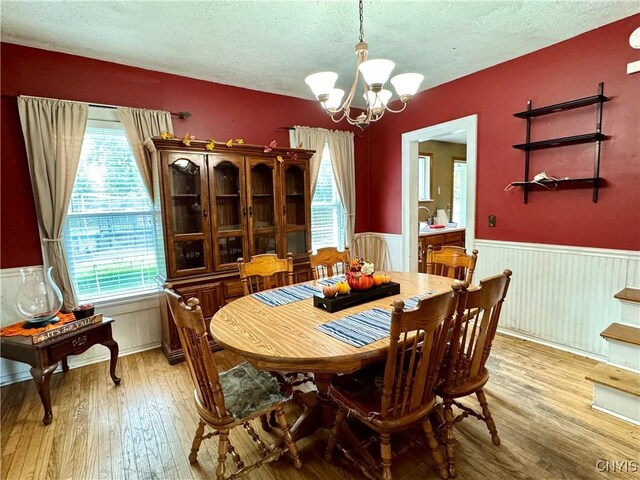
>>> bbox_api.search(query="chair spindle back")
[164,285,229,422]
[237,253,294,295]
[426,245,478,283]
[444,270,512,389]
[380,283,463,420]
[309,247,350,280]
[352,233,389,270]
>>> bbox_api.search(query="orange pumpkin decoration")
[322,285,338,298]
[347,273,375,291]
[372,275,384,287]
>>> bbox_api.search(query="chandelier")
[305,0,424,129]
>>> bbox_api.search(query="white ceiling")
[1,1,638,102]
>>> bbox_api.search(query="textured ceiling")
[2,1,638,102]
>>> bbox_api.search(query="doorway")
[401,115,478,272]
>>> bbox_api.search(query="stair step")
[615,288,640,304]
[586,363,640,397]
[601,323,640,346]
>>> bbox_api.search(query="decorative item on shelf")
[346,257,375,290]
[16,266,63,328]
[160,131,176,140]
[264,140,277,153]
[304,0,424,129]
[182,133,196,146]
[206,138,216,151]
[72,303,95,320]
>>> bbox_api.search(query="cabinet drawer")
[444,232,463,245]
[224,280,245,300]
[422,234,444,247]
[49,326,105,359]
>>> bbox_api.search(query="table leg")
[102,339,121,385]
[61,357,69,372]
[289,372,334,442]
[30,363,58,425]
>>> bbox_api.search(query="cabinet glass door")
[210,156,248,269]
[247,159,279,256]
[282,162,310,256]
[163,153,211,276]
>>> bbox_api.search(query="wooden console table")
[0,317,120,425]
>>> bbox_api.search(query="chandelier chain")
[358,0,364,42]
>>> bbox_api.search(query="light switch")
[488,215,496,227]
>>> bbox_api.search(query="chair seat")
[220,362,289,420]
[436,367,489,398]
[329,361,387,417]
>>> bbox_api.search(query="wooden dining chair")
[238,252,313,394]
[436,270,512,477]
[324,283,464,480]
[163,285,302,479]
[237,253,294,295]
[426,245,478,283]
[308,246,350,280]
[352,233,389,270]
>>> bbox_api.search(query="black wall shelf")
[511,82,608,203]
[509,177,602,187]
[513,132,605,151]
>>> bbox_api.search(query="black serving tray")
[313,282,401,313]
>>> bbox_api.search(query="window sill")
[86,288,162,316]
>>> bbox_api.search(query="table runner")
[252,283,321,307]
[316,294,436,347]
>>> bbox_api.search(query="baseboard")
[0,341,161,386]
[497,327,605,362]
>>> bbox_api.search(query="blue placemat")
[252,283,321,307]
[318,275,346,286]
[316,294,435,347]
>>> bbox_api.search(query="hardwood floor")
[2,334,639,479]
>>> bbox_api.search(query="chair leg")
[189,419,206,463]
[380,433,393,480]
[443,398,457,477]
[476,389,500,446]
[216,430,230,480]
[422,418,449,480]
[275,407,303,469]
[324,407,347,462]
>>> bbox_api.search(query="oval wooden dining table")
[210,271,457,442]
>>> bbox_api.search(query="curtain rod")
[3,94,191,118]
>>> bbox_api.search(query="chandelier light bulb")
[358,59,395,90]
[364,89,393,113]
[390,73,425,101]
[324,88,345,110]
[305,71,339,99]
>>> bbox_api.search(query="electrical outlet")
[488,215,496,227]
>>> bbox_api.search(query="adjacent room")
[1,1,639,479]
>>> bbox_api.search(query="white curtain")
[290,126,328,198]
[17,96,89,310]
[327,130,356,247]
[116,107,173,203]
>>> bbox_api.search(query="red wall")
[367,14,640,251]
[0,43,368,268]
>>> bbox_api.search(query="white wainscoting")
[378,233,404,272]
[0,266,162,386]
[473,240,640,359]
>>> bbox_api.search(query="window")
[311,144,345,250]
[418,155,432,201]
[64,111,159,301]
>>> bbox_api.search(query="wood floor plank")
[1,334,639,480]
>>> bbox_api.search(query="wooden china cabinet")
[150,138,314,364]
